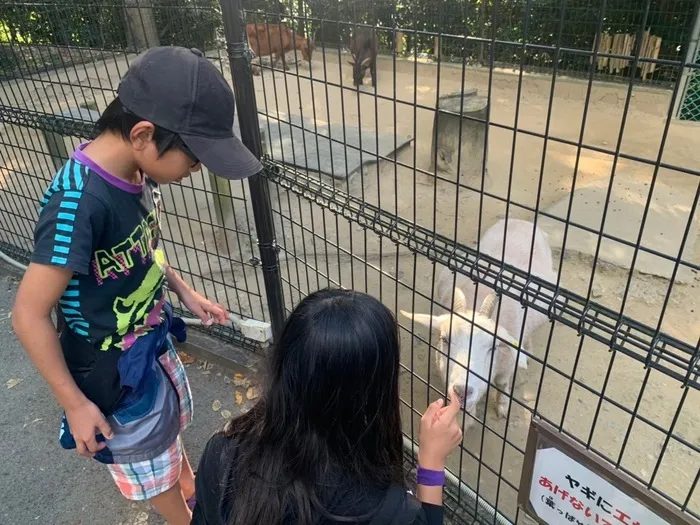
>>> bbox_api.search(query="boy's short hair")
[95,97,190,157]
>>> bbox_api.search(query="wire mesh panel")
[680,46,700,121]
[0,0,268,346]
[242,0,699,523]
[1,0,699,523]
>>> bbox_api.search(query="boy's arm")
[12,263,113,456]
[164,264,229,325]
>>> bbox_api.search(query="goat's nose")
[452,384,474,402]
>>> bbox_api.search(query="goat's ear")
[360,57,371,67]
[399,311,442,331]
[451,288,467,312]
[347,59,355,66]
[495,326,529,370]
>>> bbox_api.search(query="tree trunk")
[124,0,160,52]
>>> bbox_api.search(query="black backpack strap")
[369,485,422,525]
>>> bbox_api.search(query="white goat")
[401,218,555,423]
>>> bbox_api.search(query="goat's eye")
[440,335,449,345]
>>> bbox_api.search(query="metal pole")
[219,0,286,342]
[673,0,700,119]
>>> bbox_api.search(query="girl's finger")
[423,398,443,421]
[442,388,462,421]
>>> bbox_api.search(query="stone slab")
[235,114,413,179]
[539,179,698,283]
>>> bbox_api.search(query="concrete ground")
[0,262,253,525]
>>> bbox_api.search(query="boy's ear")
[129,121,156,149]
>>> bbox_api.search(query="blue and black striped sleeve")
[31,164,106,275]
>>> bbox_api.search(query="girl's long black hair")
[224,288,405,524]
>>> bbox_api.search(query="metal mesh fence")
[680,45,700,121]
[1,0,700,523]
[0,2,268,349]
[245,1,700,523]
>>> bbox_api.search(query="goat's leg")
[371,60,376,87]
[495,373,513,419]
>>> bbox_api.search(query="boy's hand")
[65,399,114,457]
[179,288,229,325]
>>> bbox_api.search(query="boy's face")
[130,122,202,184]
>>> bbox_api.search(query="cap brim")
[181,133,262,180]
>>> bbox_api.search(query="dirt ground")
[0,48,699,523]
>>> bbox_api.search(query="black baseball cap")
[117,46,262,180]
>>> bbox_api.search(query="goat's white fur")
[401,218,555,424]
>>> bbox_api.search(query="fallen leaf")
[204,361,214,371]
[232,373,246,386]
[202,370,211,376]
[23,417,43,429]
[221,409,232,419]
[212,399,222,412]
[6,378,23,389]
[177,351,195,365]
[223,375,232,384]
[235,391,244,405]
[246,386,260,400]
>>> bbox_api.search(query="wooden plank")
[611,33,623,73]
[598,33,612,70]
[640,30,651,79]
[649,35,662,77]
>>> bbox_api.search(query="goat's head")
[299,36,315,62]
[401,291,523,415]
[347,55,371,86]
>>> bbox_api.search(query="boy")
[11,46,262,524]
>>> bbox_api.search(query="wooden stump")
[430,90,489,186]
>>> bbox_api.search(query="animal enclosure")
[1,0,699,523]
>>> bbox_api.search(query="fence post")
[219,0,286,342]
[208,171,233,231]
[43,104,100,172]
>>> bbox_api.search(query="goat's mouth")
[451,384,476,410]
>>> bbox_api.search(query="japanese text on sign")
[529,447,670,525]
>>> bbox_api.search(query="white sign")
[529,447,670,525]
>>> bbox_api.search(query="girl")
[192,288,463,524]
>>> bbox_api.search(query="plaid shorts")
[106,338,193,501]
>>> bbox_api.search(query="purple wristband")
[416,465,445,486]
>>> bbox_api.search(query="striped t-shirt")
[32,142,166,404]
